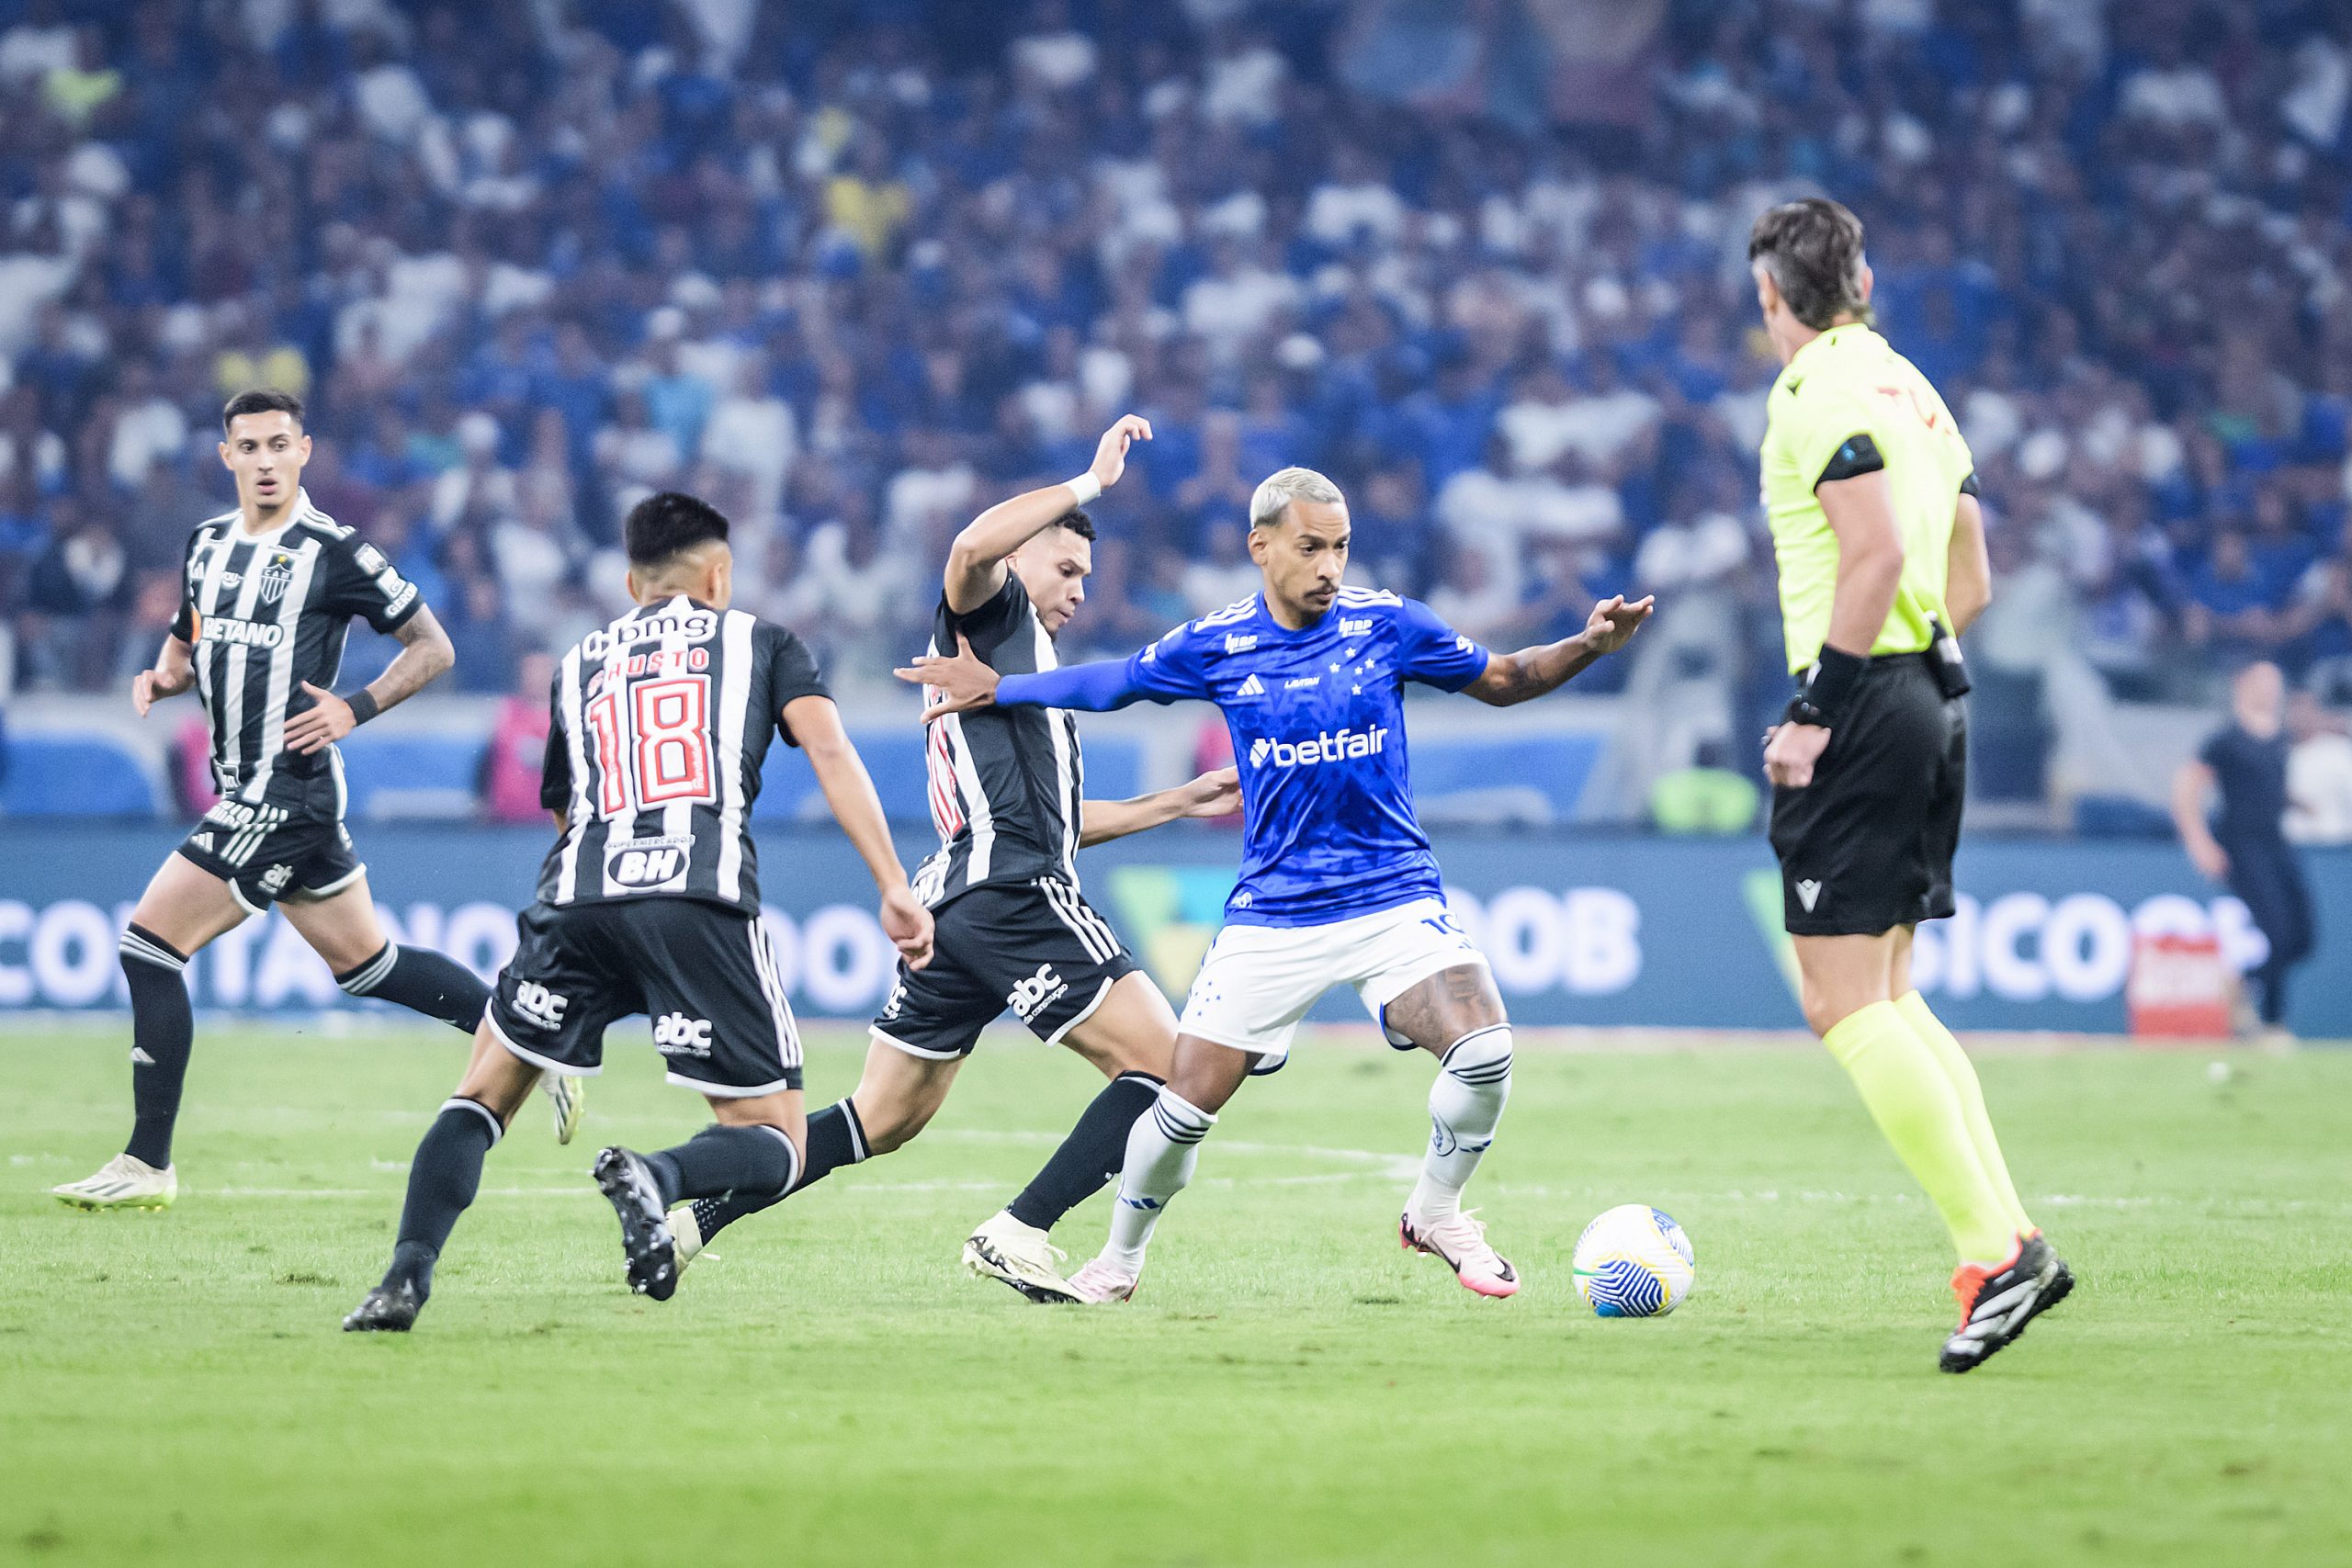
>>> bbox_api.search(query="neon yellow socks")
[1821,1000,2016,1264]
[1895,989,2034,1238]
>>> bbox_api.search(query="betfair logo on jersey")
[605,835,693,890]
[582,608,718,660]
[1248,725,1389,770]
[653,1012,714,1056]
[198,616,286,649]
[1005,964,1069,1023]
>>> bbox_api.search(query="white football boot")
[1399,1209,1521,1298]
[542,1071,585,1145]
[1062,1256,1139,1303]
[52,1153,177,1212]
[962,1210,1080,1303]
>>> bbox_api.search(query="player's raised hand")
[1177,766,1241,818]
[284,682,357,753]
[1582,593,1656,655]
[895,634,1001,719]
[1088,413,1154,491]
[879,885,936,971]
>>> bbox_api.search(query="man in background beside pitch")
[1748,197,2074,1373]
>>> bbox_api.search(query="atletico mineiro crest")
[258,553,295,604]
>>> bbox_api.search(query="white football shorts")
[1176,897,1488,1066]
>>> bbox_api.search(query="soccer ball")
[1572,1204,1696,1317]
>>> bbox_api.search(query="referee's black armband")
[1815,433,1886,487]
[1959,471,1981,499]
[1791,645,1867,728]
[345,689,381,726]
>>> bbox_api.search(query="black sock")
[119,925,193,1168]
[336,942,492,1032]
[1007,1070,1164,1230]
[645,1123,798,1208]
[382,1098,503,1299]
[687,1099,865,1242]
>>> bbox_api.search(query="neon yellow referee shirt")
[1758,322,1975,673]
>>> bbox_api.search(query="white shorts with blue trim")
[1175,897,1487,1067]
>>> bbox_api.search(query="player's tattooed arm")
[285,605,455,753]
[132,634,197,716]
[944,414,1152,614]
[786,694,937,971]
[1463,594,1656,707]
[1079,767,1240,847]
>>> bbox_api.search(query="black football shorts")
[177,801,365,913]
[870,878,1139,1059]
[487,897,801,1096]
[1768,653,1964,938]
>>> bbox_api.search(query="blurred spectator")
[2285,690,2352,846]
[480,649,557,825]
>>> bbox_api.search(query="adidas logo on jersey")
[1249,724,1389,770]
[1006,964,1069,1023]
[653,1012,714,1056]
[1234,673,1266,698]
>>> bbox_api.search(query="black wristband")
[1792,645,1866,727]
[345,689,380,726]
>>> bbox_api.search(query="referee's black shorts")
[1768,653,1964,937]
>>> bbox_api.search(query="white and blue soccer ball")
[1572,1204,1696,1317]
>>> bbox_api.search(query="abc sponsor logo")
[653,1011,714,1056]
[1005,963,1069,1022]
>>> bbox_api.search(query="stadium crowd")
[3,0,2352,768]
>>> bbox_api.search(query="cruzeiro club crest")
[258,553,296,604]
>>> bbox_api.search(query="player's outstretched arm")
[785,694,935,971]
[1079,767,1239,847]
[895,637,1159,717]
[1462,594,1656,707]
[132,634,196,716]
[286,605,455,754]
[944,414,1151,613]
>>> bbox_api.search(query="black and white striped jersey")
[171,491,424,819]
[537,595,830,915]
[912,576,1085,908]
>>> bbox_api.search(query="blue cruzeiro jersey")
[996,586,1492,927]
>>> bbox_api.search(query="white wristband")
[1065,473,1102,507]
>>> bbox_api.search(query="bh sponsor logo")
[1248,725,1388,769]
[605,836,692,890]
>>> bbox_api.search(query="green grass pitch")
[3,1021,2348,1567]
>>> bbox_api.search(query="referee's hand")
[1763,722,1831,788]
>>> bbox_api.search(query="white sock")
[1406,1025,1512,1225]
[1101,1089,1216,1273]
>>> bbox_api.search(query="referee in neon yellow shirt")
[1749,197,2075,1373]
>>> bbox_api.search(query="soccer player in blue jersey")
[902,467,1652,1300]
